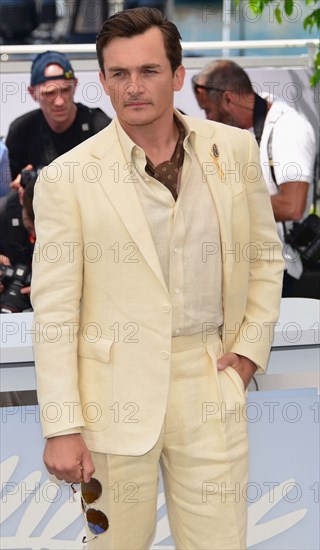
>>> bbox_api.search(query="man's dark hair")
[199,60,254,97]
[96,7,182,76]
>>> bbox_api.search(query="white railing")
[1,38,319,59]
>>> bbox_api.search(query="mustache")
[123,99,153,106]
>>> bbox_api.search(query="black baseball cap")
[30,51,75,86]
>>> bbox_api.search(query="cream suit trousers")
[87,333,248,550]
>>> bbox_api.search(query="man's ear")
[222,90,233,106]
[173,65,185,92]
[224,90,242,107]
[28,85,38,102]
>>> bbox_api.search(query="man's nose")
[126,74,143,95]
[53,91,65,105]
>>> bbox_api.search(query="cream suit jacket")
[31,113,284,455]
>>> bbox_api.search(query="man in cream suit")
[31,7,284,550]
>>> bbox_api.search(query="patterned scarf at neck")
[145,117,186,200]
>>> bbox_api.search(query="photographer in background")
[192,60,317,297]
[0,169,34,268]
[0,175,36,313]
[6,50,112,180]
[2,50,112,311]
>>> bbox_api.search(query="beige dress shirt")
[115,116,223,337]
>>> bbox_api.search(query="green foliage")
[310,50,320,86]
[284,0,294,16]
[247,0,264,14]
[275,5,282,22]
[235,0,320,86]
[303,8,320,30]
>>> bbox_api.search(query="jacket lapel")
[192,123,234,310]
[89,124,168,294]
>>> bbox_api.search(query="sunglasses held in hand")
[72,477,109,543]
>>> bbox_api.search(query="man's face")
[194,82,231,124]
[194,80,245,128]
[99,27,185,130]
[29,64,77,129]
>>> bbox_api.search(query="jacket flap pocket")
[78,336,113,363]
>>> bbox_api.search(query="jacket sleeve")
[31,161,86,437]
[227,131,285,371]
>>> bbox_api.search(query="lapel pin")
[209,143,225,180]
[212,144,219,157]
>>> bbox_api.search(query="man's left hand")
[217,353,257,389]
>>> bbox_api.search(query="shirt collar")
[114,109,195,164]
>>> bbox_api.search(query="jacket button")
[160,351,169,360]
[162,305,171,313]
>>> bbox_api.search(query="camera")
[0,263,32,313]
[21,168,39,188]
[287,214,320,266]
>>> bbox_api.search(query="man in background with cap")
[6,50,112,179]
[1,51,111,310]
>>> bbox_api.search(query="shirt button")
[174,288,181,294]
[175,328,180,335]
[162,305,171,313]
[173,247,179,253]
[160,351,169,360]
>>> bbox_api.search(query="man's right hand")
[43,433,95,484]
